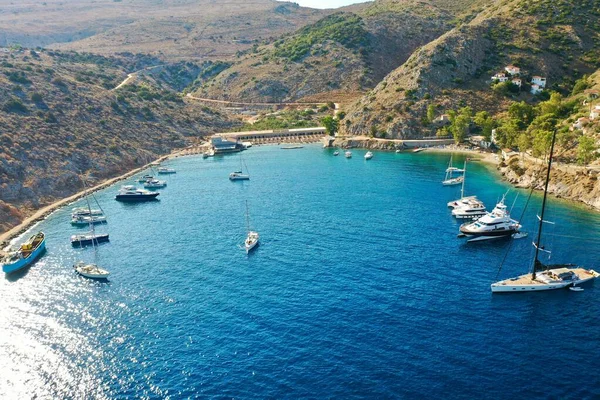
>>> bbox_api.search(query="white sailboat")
[244,200,259,254]
[230,155,250,180]
[74,180,109,279]
[442,155,464,186]
[491,130,599,293]
[447,160,482,208]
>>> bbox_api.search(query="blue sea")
[2,145,600,399]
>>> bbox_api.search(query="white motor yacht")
[364,151,373,160]
[452,199,487,219]
[345,151,352,158]
[157,167,176,174]
[458,195,520,241]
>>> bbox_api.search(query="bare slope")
[0,0,327,61]
[0,49,237,233]
[191,0,491,103]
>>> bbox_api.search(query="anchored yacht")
[458,195,520,241]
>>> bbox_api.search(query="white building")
[505,65,521,76]
[531,76,547,88]
[531,84,543,95]
[590,105,600,120]
[492,73,508,82]
[511,78,522,88]
[0,48,10,53]
[573,117,590,130]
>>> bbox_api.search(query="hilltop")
[341,0,600,139]
[189,0,492,103]
[0,0,327,61]
[0,49,237,233]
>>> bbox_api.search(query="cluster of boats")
[1,164,179,279]
[444,134,598,293]
[331,149,373,160]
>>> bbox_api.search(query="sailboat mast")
[461,159,467,199]
[532,130,557,279]
[245,200,250,233]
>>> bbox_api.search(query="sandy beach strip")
[0,153,177,249]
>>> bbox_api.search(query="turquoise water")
[2,145,600,398]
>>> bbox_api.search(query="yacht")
[74,261,110,279]
[364,151,373,160]
[442,155,464,185]
[115,185,159,202]
[138,174,154,183]
[448,160,485,215]
[451,199,487,219]
[71,214,107,226]
[491,130,599,293]
[345,151,352,158]
[244,200,259,253]
[458,195,520,241]
[230,156,250,180]
[72,207,103,217]
[333,150,340,156]
[71,232,110,247]
[157,167,176,174]
[143,179,167,189]
[1,232,46,274]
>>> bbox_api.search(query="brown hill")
[341,0,600,138]
[0,0,327,61]
[190,0,491,104]
[0,48,237,234]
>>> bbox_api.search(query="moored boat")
[143,179,167,189]
[70,232,110,247]
[333,150,340,156]
[71,215,107,226]
[115,185,159,202]
[364,151,373,160]
[157,167,176,174]
[345,151,352,158]
[72,207,103,217]
[138,174,154,183]
[459,195,520,241]
[1,232,46,274]
[243,200,259,253]
[442,155,464,185]
[230,155,250,180]
[74,261,110,279]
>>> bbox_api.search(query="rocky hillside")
[190,0,491,103]
[0,48,237,233]
[341,0,600,138]
[0,0,326,61]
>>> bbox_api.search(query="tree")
[321,115,339,136]
[496,118,520,148]
[508,101,534,129]
[427,104,436,123]
[577,135,598,165]
[531,129,553,159]
[474,111,495,142]
[517,133,531,154]
[571,75,589,96]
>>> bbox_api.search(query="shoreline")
[0,152,177,250]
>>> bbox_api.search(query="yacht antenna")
[532,129,557,280]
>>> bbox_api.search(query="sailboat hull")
[491,268,599,293]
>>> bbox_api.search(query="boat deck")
[497,268,598,286]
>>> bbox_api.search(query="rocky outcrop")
[500,157,600,211]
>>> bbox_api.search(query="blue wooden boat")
[1,232,46,274]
